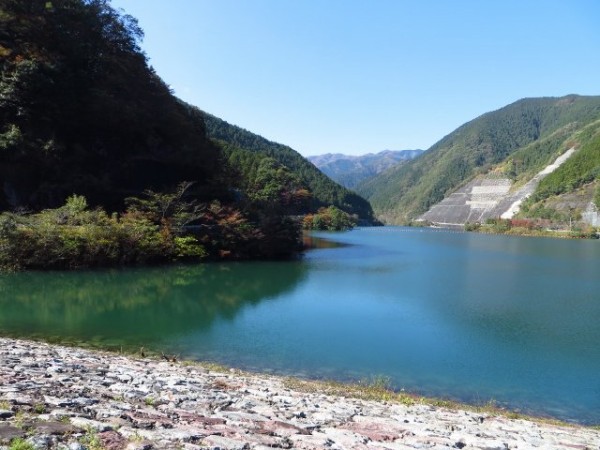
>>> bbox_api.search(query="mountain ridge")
[357,95,600,224]
[308,149,424,189]
[199,111,375,220]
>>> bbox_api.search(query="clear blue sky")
[111,0,599,156]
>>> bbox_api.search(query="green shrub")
[9,438,35,450]
[0,188,302,271]
[464,222,481,232]
[303,206,357,231]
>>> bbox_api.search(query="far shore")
[406,220,600,240]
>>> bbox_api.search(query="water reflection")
[0,262,308,349]
[1,228,599,424]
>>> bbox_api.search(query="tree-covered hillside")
[357,95,600,223]
[200,112,375,221]
[0,0,338,266]
[0,0,225,211]
[531,121,600,202]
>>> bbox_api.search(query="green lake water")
[1,227,599,424]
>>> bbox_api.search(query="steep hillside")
[200,112,375,221]
[0,0,227,211]
[529,121,600,203]
[519,120,600,224]
[308,150,424,189]
[357,95,600,223]
[0,0,321,264]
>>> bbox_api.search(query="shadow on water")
[302,233,349,250]
[0,261,308,351]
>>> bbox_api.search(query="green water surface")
[1,227,599,424]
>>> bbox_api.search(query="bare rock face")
[0,337,599,449]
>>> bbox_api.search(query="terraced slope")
[419,148,577,226]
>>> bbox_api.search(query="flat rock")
[30,420,82,435]
[258,419,311,436]
[202,434,249,450]
[0,423,25,443]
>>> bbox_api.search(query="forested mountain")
[200,112,375,221]
[0,0,224,211]
[0,0,374,267]
[308,150,424,189]
[357,95,600,223]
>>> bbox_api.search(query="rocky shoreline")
[0,338,598,450]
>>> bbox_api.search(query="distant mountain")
[308,150,424,189]
[200,112,376,221]
[356,95,600,224]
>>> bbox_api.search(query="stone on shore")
[0,337,598,450]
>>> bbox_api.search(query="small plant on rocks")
[79,427,105,450]
[33,403,46,414]
[8,438,35,450]
[13,410,26,428]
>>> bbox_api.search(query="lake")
[1,227,599,424]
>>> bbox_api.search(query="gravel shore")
[0,338,598,449]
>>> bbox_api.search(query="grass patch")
[58,415,71,424]
[283,376,417,406]
[12,410,26,429]
[8,438,35,450]
[33,403,46,414]
[282,376,589,429]
[79,427,105,450]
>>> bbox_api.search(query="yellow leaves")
[0,44,12,58]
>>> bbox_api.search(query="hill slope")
[0,0,359,263]
[308,150,424,189]
[0,0,374,223]
[0,0,222,210]
[200,112,375,221]
[357,95,600,223]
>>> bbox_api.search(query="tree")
[125,182,204,228]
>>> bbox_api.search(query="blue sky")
[111,0,599,156]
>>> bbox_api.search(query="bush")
[0,188,303,270]
[302,206,357,231]
[0,195,191,270]
[464,222,481,231]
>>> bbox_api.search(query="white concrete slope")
[419,148,576,226]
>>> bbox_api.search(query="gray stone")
[27,435,52,450]
[202,435,249,450]
[69,417,114,432]
[125,441,154,450]
[0,423,25,444]
[30,421,82,436]
[0,337,599,450]
[68,444,86,450]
